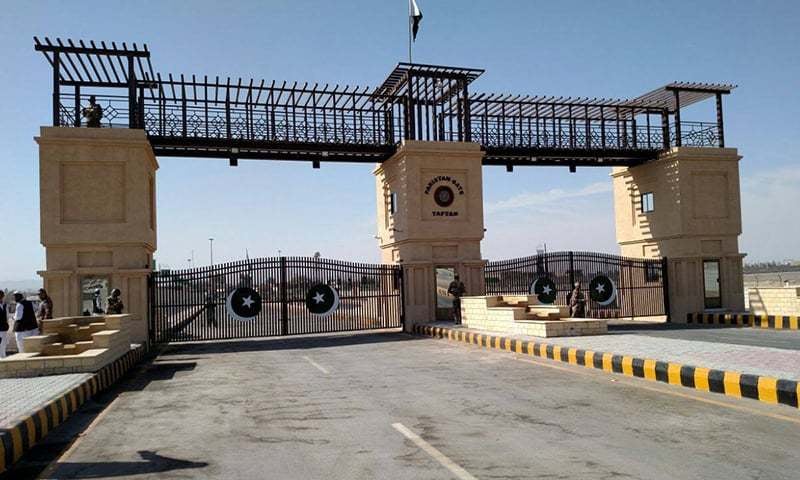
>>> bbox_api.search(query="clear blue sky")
[1,0,798,279]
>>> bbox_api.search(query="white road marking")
[302,355,329,374]
[392,422,478,480]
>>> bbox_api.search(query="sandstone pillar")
[36,127,158,344]
[374,141,485,331]
[612,147,745,322]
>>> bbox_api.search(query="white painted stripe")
[302,355,329,374]
[392,422,477,480]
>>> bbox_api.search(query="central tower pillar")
[374,141,485,330]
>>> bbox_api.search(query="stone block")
[22,334,60,353]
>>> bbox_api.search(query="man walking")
[447,273,467,325]
[0,291,9,358]
[13,291,39,353]
[37,288,54,329]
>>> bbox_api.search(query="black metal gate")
[149,257,403,343]
[484,251,669,319]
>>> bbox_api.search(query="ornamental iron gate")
[484,251,669,319]
[149,257,403,343]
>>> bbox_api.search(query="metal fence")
[484,251,668,319]
[149,256,403,343]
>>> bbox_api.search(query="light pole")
[209,238,214,265]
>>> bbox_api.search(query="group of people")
[0,288,53,358]
[0,287,124,359]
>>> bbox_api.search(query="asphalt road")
[609,322,800,351]
[9,330,800,480]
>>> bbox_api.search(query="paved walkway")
[608,321,800,351]
[438,322,800,380]
[0,374,91,428]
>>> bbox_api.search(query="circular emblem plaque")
[433,185,455,207]
[226,287,262,322]
[306,284,340,317]
[589,275,617,306]
[529,277,558,304]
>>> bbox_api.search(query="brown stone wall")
[36,127,158,344]
[374,141,486,329]
[748,287,800,316]
[612,147,745,321]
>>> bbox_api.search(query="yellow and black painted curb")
[0,345,147,475]
[413,324,800,410]
[687,312,799,330]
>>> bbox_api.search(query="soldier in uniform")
[447,274,467,324]
[81,95,103,128]
[106,289,124,315]
[37,288,53,330]
[567,281,586,318]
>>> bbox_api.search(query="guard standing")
[447,274,467,324]
[106,288,124,314]
[37,288,54,329]
[567,281,586,318]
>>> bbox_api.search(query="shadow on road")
[43,450,208,479]
[158,329,419,356]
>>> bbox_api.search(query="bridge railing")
[58,91,721,155]
[464,116,666,152]
[670,121,721,148]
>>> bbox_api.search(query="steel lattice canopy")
[632,82,737,113]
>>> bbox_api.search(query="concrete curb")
[687,313,799,330]
[0,345,147,474]
[413,324,800,410]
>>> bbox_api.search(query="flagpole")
[408,0,412,63]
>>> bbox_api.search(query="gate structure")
[149,257,403,343]
[484,251,668,319]
[33,37,743,331]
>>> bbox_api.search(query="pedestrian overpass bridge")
[36,36,733,169]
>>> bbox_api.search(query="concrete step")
[21,333,61,353]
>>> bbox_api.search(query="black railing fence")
[671,121,722,148]
[484,251,668,319]
[149,256,403,343]
[59,91,722,161]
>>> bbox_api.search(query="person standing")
[0,291,9,358]
[106,288,124,314]
[13,292,39,353]
[567,281,586,318]
[37,288,54,329]
[447,274,467,325]
[91,288,104,315]
[81,95,103,128]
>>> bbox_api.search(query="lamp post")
[209,238,214,265]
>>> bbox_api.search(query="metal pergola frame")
[35,37,736,168]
